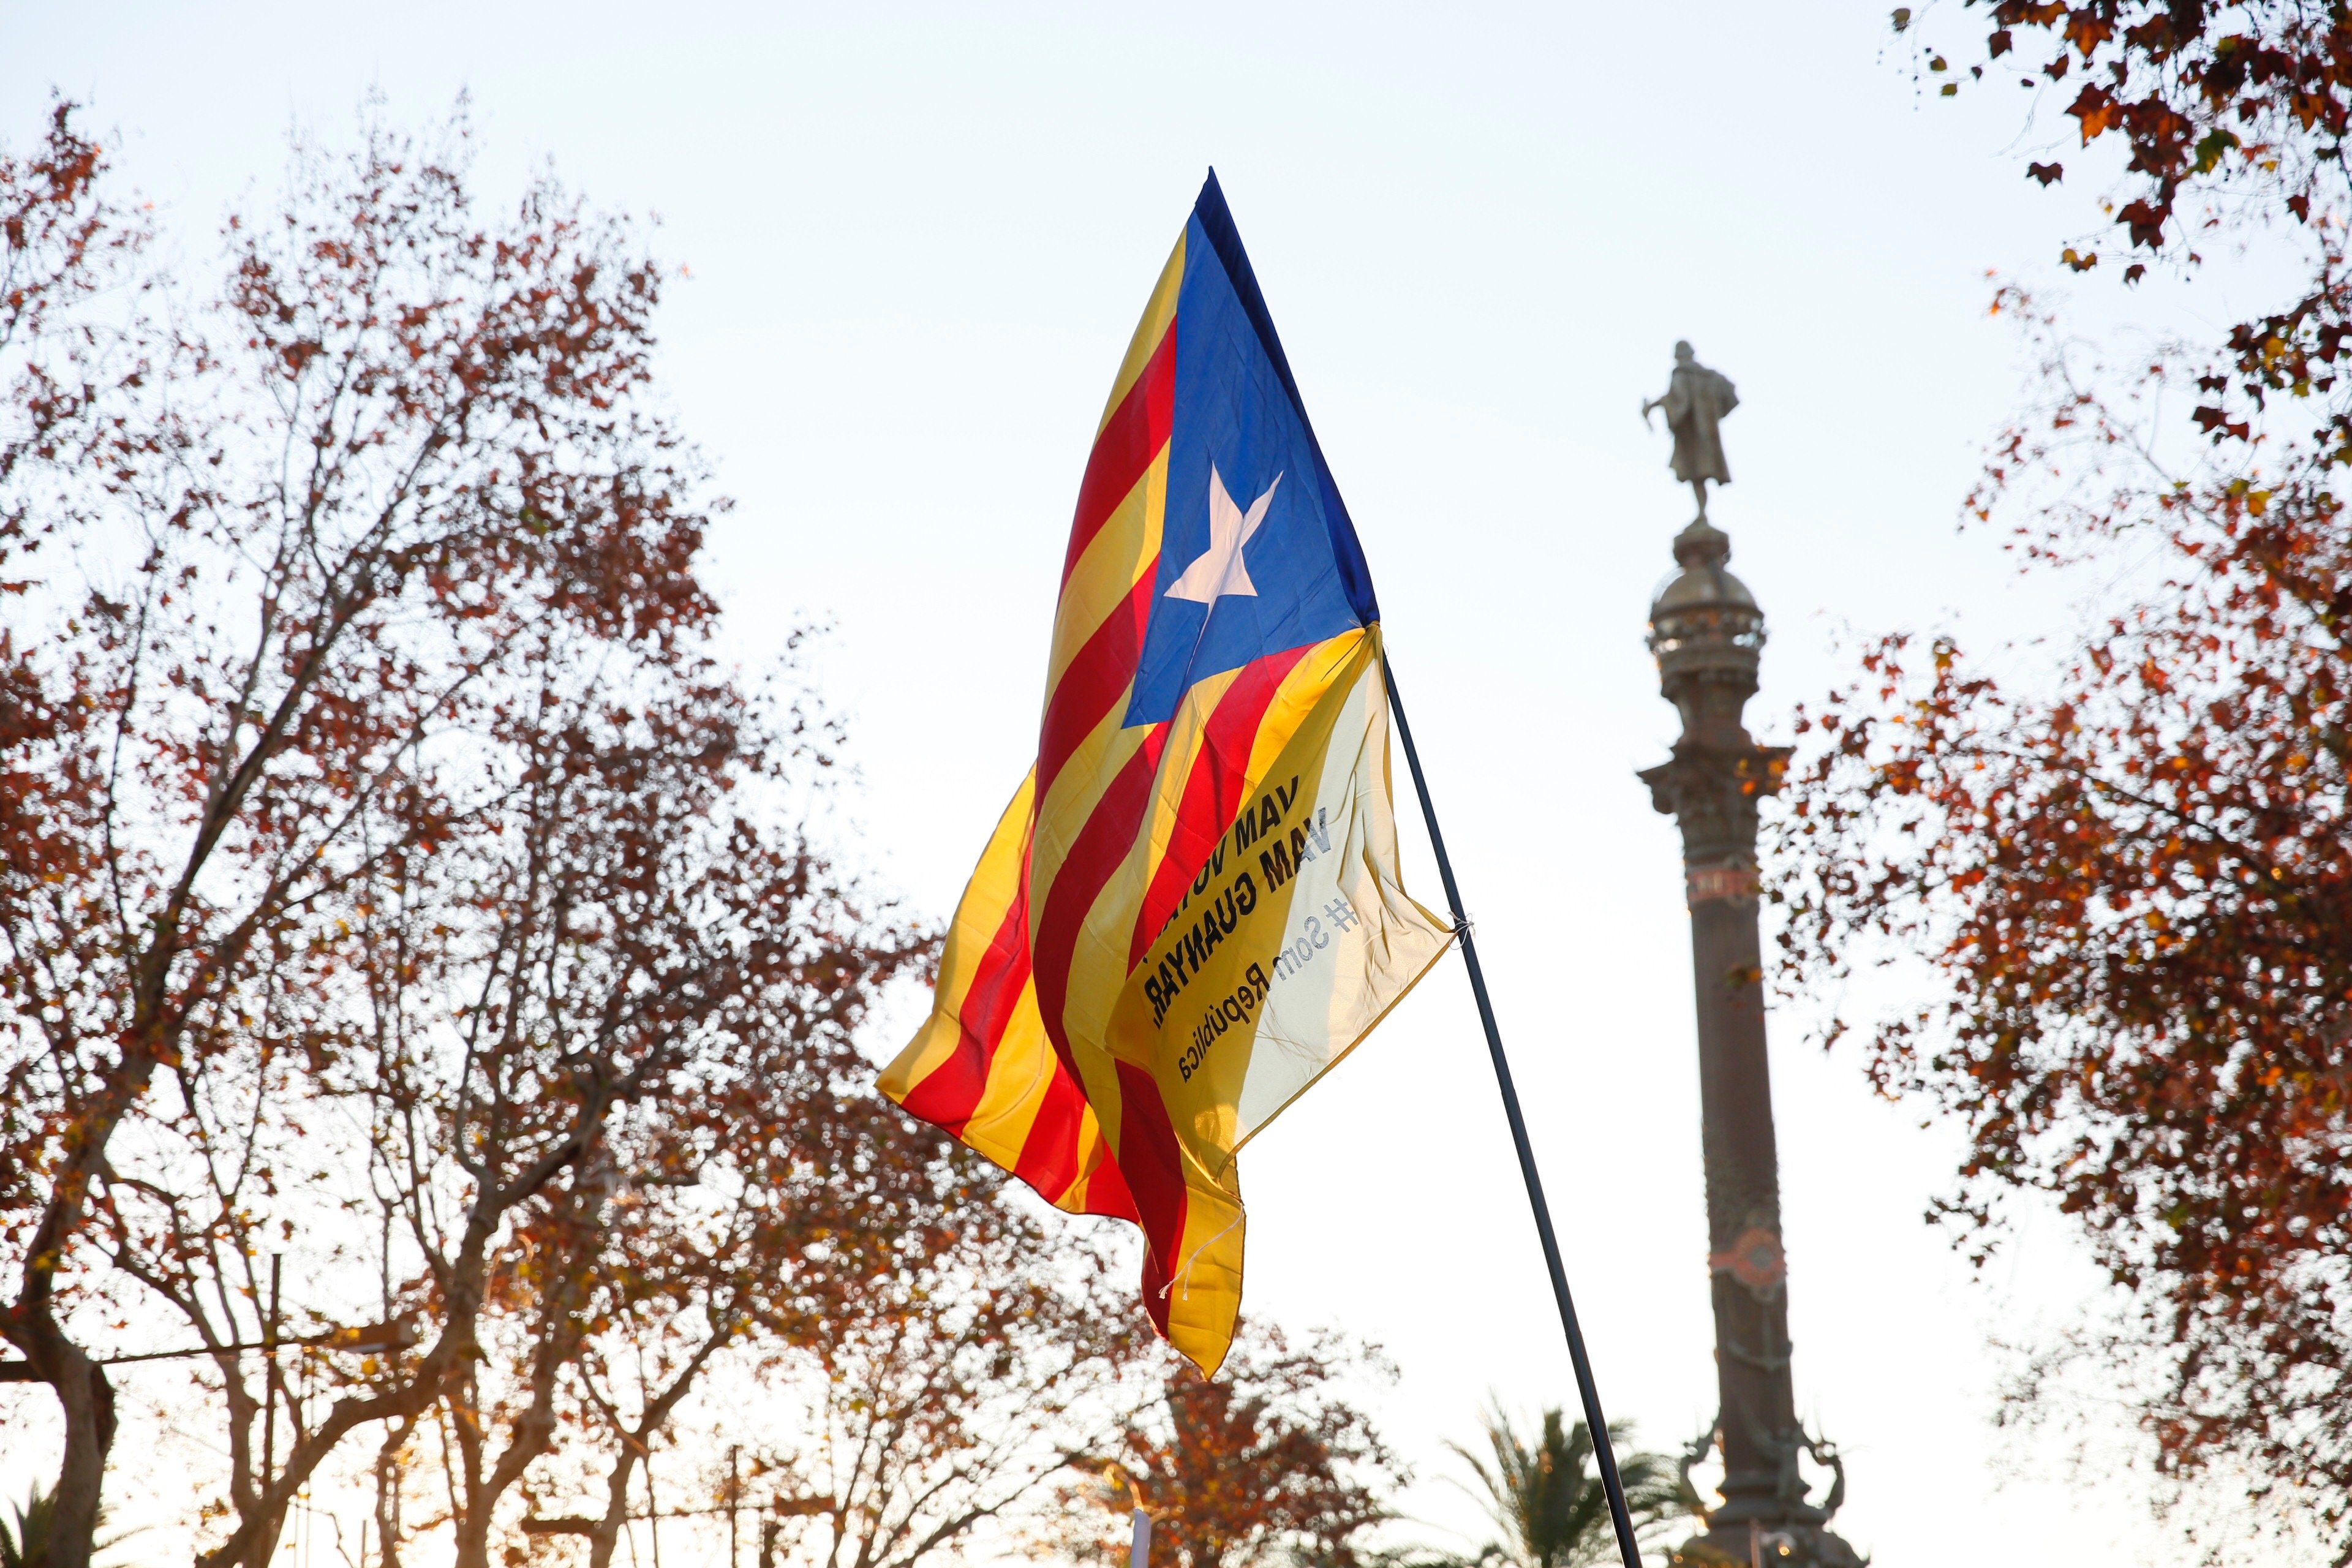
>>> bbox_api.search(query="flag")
[880,172,1453,1373]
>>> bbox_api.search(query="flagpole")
[1382,655,1645,1568]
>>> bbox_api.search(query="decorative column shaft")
[1640,518,1859,1568]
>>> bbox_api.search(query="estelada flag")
[880,173,1453,1374]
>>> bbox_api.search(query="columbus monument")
[1638,345,1864,1568]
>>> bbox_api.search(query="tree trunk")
[10,1315,117,1568]
[452,1515,493,1568]
[375,1446,404,1568]
[585,1453,639,1568]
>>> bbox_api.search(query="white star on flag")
[1167,465,1283,605]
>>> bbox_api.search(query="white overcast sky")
[2,2,2312,1563]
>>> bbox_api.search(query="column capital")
[1638,741,1791,869]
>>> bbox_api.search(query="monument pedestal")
[1672,1521,1868,1568]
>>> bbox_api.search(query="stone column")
[1639,518,1860,1568]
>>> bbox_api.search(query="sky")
[1,2,2312,1564]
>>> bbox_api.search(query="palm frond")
[1443,1399,1694,1568]
[0,1485,58,1568]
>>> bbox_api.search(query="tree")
[1060,1319,1403,1568]
[1775,2,2352,1539]
[1440,1403,1687,1568]
[1901,2,2352,320]
[752,1199,1144,1568]
[1760,6,2352,1553]
[486,1085,955,1568]
[1893,4,2352,469]
[1771,308,2352,1547]
[0,98,926,1568]
[292,634,926,1568]
[0,99,149,1568]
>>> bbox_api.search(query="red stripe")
[1061,325,1177,587]
[992,1066,1142,1224]
[1116,1058,1191,1338]
[1126,646,1314,968]
[895,889,1035,1133]
[1036,569,1156,804]
[1074,1142,1139,1223]
[1011,1064,1088,1202]
[1031,728,1166,1080]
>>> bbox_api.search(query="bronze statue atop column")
[1642,340,1740,522]
[1637,344,1862,1568]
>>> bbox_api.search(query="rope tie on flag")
[1160,1209,1246,1303]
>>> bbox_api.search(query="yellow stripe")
[1030,702,1152,904]
[1044,443,1167,699]
[877,772,1035,1101]
[1139,645,1368,1379]
[1123,666,1246,916]
[1058,774,1180,1069]
[1164,1157,1245,1375]
[1096,231,1185,437]
[1035,636,1371,1089]
[1243,631,1366,782]
[1115,636,1360,980]
[1056,1121,1110,1212]
[929,976,1120,1213]
[951,976,1055,1169]
[1051,666,1256,1131]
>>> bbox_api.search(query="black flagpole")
[1382,654,1645,1568]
